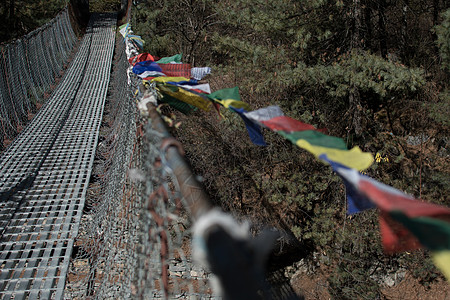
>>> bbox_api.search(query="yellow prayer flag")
[212,99,252,111]
[151,77,190,83]
[296,140,374,170]
[158,85,212,111]
[432,251,450,281]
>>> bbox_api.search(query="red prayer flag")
[360,179,450,253]
[359,180,450,218]
[380,211,422,253]
[129,53,154,66]
[261,116,326,133]
[158,63,191,78]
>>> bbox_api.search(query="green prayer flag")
[156,54,183,64]
[278,130,347,150]
[160,94,197,114]
[208,87,241,101]
[390,211,450,252]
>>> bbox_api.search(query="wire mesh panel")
[65,30,217,298]
[0,8,78,150]
[0,13,117,299]
[136,121,216,299]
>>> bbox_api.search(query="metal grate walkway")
[0,13,116,299]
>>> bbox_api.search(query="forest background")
[1,0,449,298]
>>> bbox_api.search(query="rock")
[190,270,198,277]
[384,276,395,287]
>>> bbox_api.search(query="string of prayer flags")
[326,157,450,280]
[156,53,183,64]
[244,106,373,170]
[124,44,450,279]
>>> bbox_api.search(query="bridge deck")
[0,13,116,299]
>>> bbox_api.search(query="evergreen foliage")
[90,0,120,12]
[436,8,450,71]
[0,0,67,43]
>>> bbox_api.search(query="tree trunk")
[401,0,409,64]
[349,88,363,136]
[433,0,440,27]
[364,2,372,50]
[118,0,131,22]
[352,0,362,49]
[9,0,15,29]
[378,0,388,59]
[350,0,364,136]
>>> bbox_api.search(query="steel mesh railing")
[65,33,217,299]
[0,8,77,151]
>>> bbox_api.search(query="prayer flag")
[277,131,373,170]
[432,251,450,281]
[159,63,191,78]
[129,53,154,66]
[191,67,212,80]
[208,87,252,111]
[232,107,267,146]
[244,106,284,122]
[133,61,163,75]
[151,77,190,83]
[261,116,322,133]
[119,23,130,38]
[156,54,183,64]
[139,71,166,79]
[177,83,211,94]
[157,83,212,111]
[359,179,450,251]
[129,35,144,49]
[279,130,347,150]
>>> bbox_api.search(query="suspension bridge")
[1,3,449,300]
